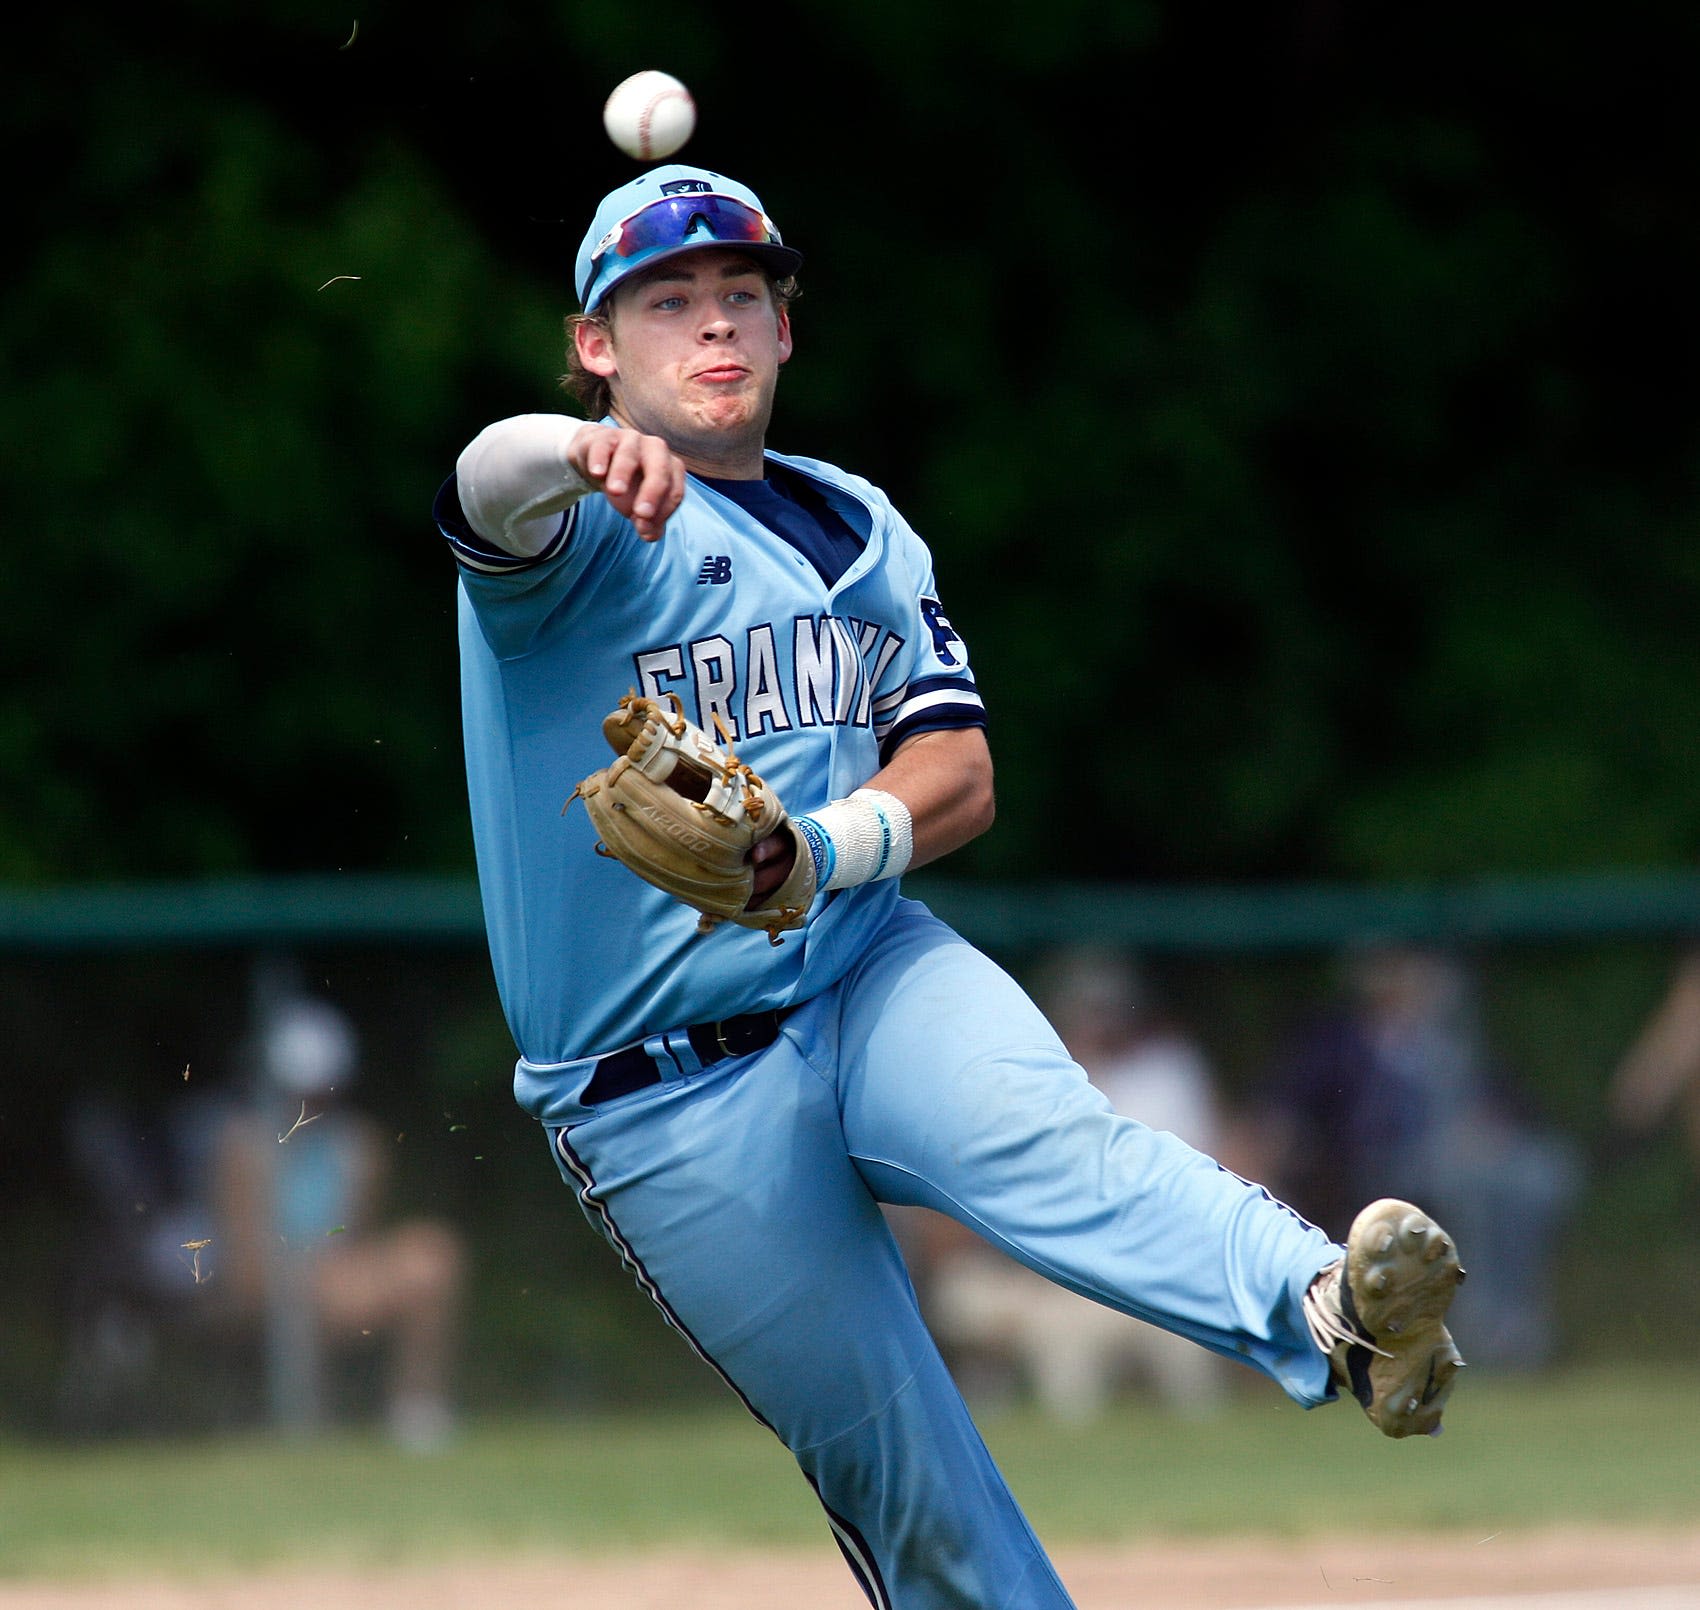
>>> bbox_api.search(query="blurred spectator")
[209,994,466,1450]
[914,947,1230,1421]
[1246,942,1582,1370]
[57,1084,236,1434]
[1609,947,1700,1167]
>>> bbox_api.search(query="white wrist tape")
[456,414,595,555]
[795,789,914,892]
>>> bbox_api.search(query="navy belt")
[581,1008,793,1106]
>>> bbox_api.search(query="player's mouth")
[692,362,749,385]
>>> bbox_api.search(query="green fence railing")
[3,868,1699,954]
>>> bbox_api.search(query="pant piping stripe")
[556,1127,891,1609]
[812,1479,891,1610]
[554,1127,771,1428]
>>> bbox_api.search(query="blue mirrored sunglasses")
[589,193,784,266]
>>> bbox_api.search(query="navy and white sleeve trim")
[433,473,574,575]
[873,673,987,762]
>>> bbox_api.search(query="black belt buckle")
[692,1008,783,1064]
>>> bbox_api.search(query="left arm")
[748,726,993,902]
[858,726,994,870]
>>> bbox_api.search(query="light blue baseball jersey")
[435,448,987,1099]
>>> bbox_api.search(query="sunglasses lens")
[596,194,776,263]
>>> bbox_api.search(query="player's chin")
[691,389,758,426]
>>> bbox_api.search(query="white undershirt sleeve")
[455,414,598,557]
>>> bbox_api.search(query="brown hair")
[558,269,800,421]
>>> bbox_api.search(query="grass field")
[1,1362,1695,1584]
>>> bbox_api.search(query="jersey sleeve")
[872,592,987,761]
[434,472,574,575]
[435,472,622,663]
[862,500,988,763]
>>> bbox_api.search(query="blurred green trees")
[6,0,1699,885]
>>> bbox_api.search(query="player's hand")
[569,424,686,542]
[746,832,797,907]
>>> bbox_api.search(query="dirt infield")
[2,1529,1697,1610]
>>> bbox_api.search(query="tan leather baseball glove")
[568,694,817,943]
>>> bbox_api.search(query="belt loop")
[661,1026,705,1079]
[641,1034,677,1082]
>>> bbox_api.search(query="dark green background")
[9,0,1700,887]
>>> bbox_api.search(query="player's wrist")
[792,814,837,889]
[794,789,914,891]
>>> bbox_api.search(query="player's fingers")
[572,428,682,540]
[745,833,795,904]
[629,443,686,541]
[574,424,622,484]
[574,427,645,491]
[598,432,646,498]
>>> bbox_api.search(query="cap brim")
[745,242,805,279]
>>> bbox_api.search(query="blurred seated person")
[210,994,466,1450]
[914,947,1229,1421]
[1244,942,1581,1371]
[1609,945,1700,1169]
[56,1083,236,1432]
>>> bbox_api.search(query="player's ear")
[576,317,619,379]
[776,304,793,366]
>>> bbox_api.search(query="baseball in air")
[603,71,697,161]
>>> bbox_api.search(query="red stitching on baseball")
[637,89,689,158]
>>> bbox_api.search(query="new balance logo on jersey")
[696,555,733,585]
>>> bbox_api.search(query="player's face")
[580,250,793,476]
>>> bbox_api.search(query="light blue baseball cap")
[575,164,803,314]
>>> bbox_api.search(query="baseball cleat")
[1303,1198,1466,1439]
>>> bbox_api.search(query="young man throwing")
[434,165,1466,1610]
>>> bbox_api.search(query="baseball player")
[434,164,1467,1609]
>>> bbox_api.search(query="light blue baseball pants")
[549,900,1341,1609]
